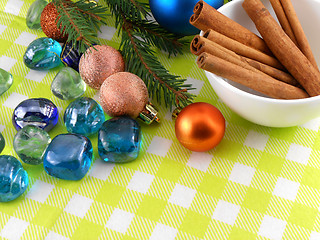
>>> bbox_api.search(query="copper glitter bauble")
[40,2,68,42]
[100,72,149,118]
[79,45,125,90]
[175,102,225,152]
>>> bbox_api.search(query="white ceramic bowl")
[204,0,320,127]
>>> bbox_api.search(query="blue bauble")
[149,0,224,36]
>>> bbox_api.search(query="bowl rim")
[207,0,320,105]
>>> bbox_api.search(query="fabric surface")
[1,0,320,239]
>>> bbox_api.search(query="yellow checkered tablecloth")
[1,0,320,239]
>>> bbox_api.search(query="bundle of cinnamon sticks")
[190,0,320,99]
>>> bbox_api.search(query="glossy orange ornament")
[175,102,225,152]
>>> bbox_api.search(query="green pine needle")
[54,0,195,110]
[104,0,195,109]
[51,0,108,53]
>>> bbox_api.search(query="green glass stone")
[13,125,51,165]
[51,67,86,100]
[0,132,5,154]
[26,0,48,30]
[0,68,13,96]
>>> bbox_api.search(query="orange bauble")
[175,102,225,152]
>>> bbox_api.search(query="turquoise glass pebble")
[12,98,59,132]
[43,134,93,180]
[0,132,4,154]
[26,0,48,30]
[0,68,13,96]
[64,97,105,136]
[13,125,51,165]
[23,37,62,70]
[98,117,141,163]
[0,155,29,202]
[51,67,86,100]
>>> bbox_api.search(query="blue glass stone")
[0,132,4,154]
[23,37,62,70]
[12,98,59,132]
[64,97,105,136]
[43,134,93,180]
[0,155,29,202]
[61,42,82,72]
[98,117,141,163]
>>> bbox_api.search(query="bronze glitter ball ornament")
[79,45,125,90]
[40,2,68,42]
[100,72,160,124]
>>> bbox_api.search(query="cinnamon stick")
[269,0,297,45]
[242,57,300,87]
[191,35,300,87]
[242,0,320,96]
[203,29,285,70]
[190,0,272,55]
[279,0,318,69]
[191,35,256,70]
[197,52,308,99]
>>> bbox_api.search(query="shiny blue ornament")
[12,98,59,132]
[23,37,62,70]
[61,42,82,72]
[149,0,224,36]
[0,155,29,202]
[64,97,105,136]
[98,117,141,163]
[43,134,93,180]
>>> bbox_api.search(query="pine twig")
[54,0,195,109]
[52,0,108,53]
[104,0,195,109]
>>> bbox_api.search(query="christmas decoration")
[150,0,224,36]
[40,2,68,42]
[43,0,107,52]
[43,133,93,180]
[0,68,13,96]
[26,0,48,30]
[79,45,125,89]
[50,0,194,110]
[64,97,105,136]
[0,155,29,202]
[23,37,62,70]
[100,72,160,124]
[175,102,225,152]
[12,98,59,132]
[13,125,51,165]
[61,42,82,71]
[51,67,86,100]
[100,72,148,118]
[98,117,141,163]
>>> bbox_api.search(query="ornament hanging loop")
[138,102,160,124]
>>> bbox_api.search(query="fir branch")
[54,0,195,109]
[52,0,108,53]
[104,0,195,109]
[127,19,187,57]
[105,0,149,28]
